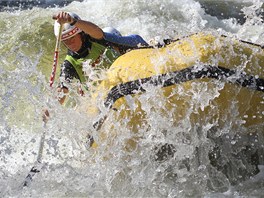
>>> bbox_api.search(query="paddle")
[22,22,63,187]
[22,113,48,187]
[49,19,63,87]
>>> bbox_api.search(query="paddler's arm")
[57,85,84,105]
[72,19,104,40]
[57,86,69,105]
[53,11,104,40]
[56,58,84,105]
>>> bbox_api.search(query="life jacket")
[64,33,121,83]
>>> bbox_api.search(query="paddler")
[53,11,148,104]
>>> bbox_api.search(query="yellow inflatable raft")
[92,32,264,135]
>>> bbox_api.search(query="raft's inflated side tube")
[93,32,264,132]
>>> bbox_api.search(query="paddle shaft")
[49,24,63,87]
[22,122,47,187]
[23,24,63,188]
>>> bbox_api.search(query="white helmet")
[54,12,82,41]
[102,27,122,36]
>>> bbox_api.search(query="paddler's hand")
[42,109,50,123]
[78,86,84,96]
[52,11,75,24]
[57,86,69,104]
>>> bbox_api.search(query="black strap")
[104,65,264,109]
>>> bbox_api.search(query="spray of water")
[0,0,263,197]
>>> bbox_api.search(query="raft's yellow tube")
[93,32,264,133]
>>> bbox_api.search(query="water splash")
[0,0,263,197]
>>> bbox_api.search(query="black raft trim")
[93,65,264,130]
[104,65,264,109]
